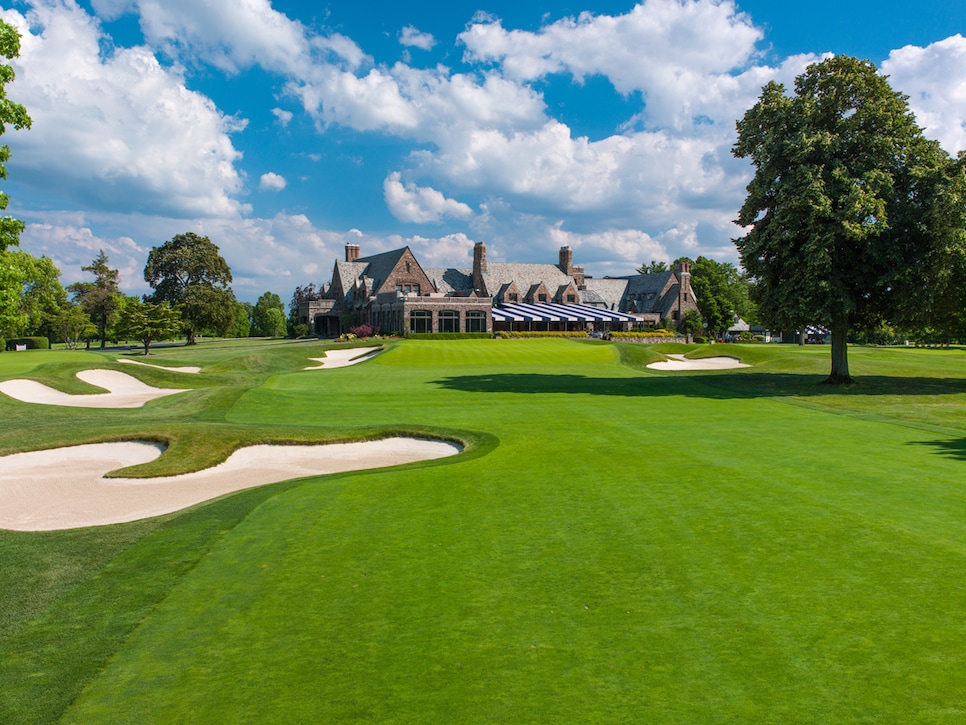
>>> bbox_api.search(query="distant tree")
[19,254,68,341]
[686,256,756,337]
[0,248,28,338]
[69,250,121,348]
[637,260,669,274]
[252,291,285,336]
[230,301,252,338]
[179,284,238,340]
[288,283,321,330]
[733,56,966,383]
[57,303,96,350]
[144,233,234,345]
[681,309,704,343]
[0,19,32,253]
[264,307,287,337]
[116,299,181,355]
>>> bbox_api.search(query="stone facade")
[310,241,699,337]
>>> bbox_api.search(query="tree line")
[0,233,301,354]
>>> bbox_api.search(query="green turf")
[2,339,966,722]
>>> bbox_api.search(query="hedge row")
[5,336,50,351]
[496,331,588,339]
[610,330,677,338]
[408,332,495,340]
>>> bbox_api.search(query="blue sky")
[1,0,965,302]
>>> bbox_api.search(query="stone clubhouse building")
[298,241,699,337]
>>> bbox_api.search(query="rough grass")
[2,339,966,722]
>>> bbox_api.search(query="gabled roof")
[333,261,369,295]
[355,248,409,293]
[482,263,572,298]
[424,267,473,295]
[580,278,628,310]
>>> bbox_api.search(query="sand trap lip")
[304,346,382,370]
[118,359,201,374]
[0,437,461,531]
[0,369,189,408]
[647,354,750,371]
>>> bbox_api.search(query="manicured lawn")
[2,339,966,722]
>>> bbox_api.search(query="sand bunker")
[647,354,750,371]
[0,437,461,531]
[0,369,190,408]
[304,346,381,370]
[118,359,202,374]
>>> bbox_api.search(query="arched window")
[466,310,486,333]
[439,310,459,333]
[409,310,432,334]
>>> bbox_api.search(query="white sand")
[304,346,382,370]
[0,369,190,408]
[118,359,202,374]
[0,437,461,531]
[647,354,750,371]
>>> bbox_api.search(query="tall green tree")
[0,19,31,253]
[68,250,121,348]
[252,291,284,336]
[0,19,31,342]
[0,248,27,338]
[733,56,966,383]
[684,256,756,337]
[144,232,234,345]
[116,299,181,355]
[18,253,68,340]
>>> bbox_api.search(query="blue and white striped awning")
[491,303,639,323]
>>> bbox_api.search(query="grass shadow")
[433,372,966,400]
[910,438,966,461]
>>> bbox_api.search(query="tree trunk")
[826,318,852,384]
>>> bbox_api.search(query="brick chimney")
[675,260,692,311]
[558,245,573,275]
[472,241,487,293]
[345,244,361,262]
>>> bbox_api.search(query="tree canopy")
[0,19,31,253]
[144,233,235,344]
[69,250,120,348]
[252,291,284,337]
[116,299,181,355]
[676,255,756,337]
[733,55,966,383]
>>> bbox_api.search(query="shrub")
[496,331,587,339]
[292,323,309,338]
[349,323,380,339]
[610,329,676,339]
[693,336,707,344]
[408,332,494,340]
[5,336,50,351]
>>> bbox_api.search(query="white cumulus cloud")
[259,172,287,191]
[2,2,247,218]
[399,26,436,51]
[384,172,474,223]
[882,34,966,155]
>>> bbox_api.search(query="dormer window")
[538,294,547,302]
[509,293,518,302]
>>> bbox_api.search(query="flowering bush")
[348,323,380,339]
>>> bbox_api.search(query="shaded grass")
[3,339,966,722]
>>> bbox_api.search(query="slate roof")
[354,248,410,293]
[481,263,572,298]
[333,261,369,296]
[424,267,473,295]
[580,278,629,310]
